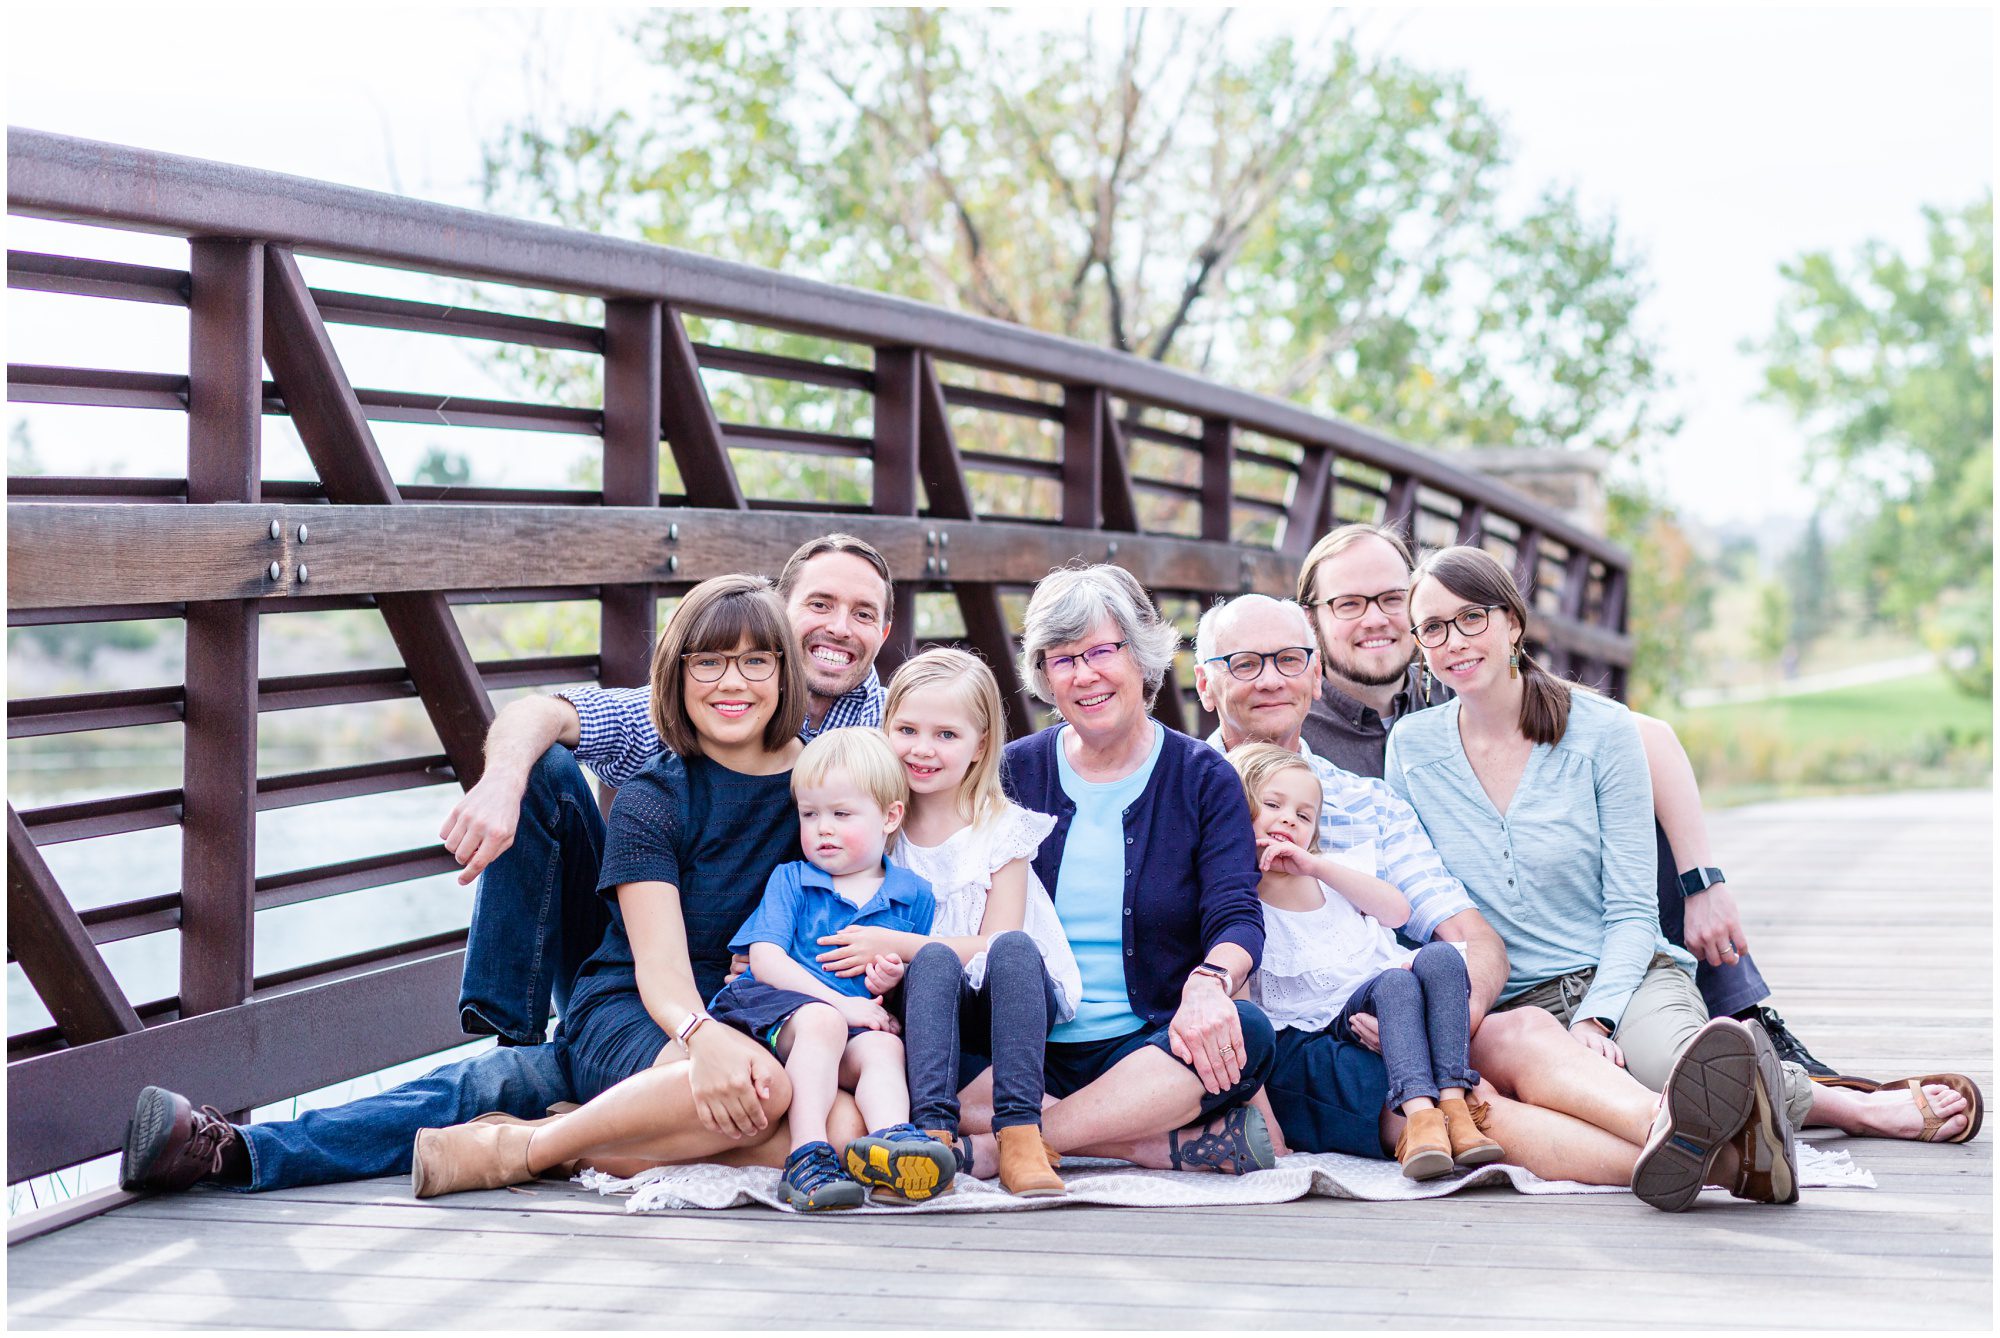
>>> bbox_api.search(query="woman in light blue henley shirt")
[1385,545,1798,1210]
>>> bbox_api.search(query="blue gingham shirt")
[558,669,885,788]
[1206,728,1476,944]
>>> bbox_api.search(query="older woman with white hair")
[972,562,1278,1172]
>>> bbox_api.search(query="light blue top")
[1383,689,1692,1027]
[1049,722,1165,1043]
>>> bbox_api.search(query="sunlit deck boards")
[8,788,1991,1330]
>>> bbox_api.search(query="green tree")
[1782,512,1832,653]
[481,8,1674,460]
[1754,195,1992,695]
[1753,580,1792,669]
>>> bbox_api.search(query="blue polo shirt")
[727,858,937,999]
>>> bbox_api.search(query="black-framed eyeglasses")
[1412,606,1503,649]
[1305,588,1409,621]
[682,649,783,682]
[1204,646,1316,682]
[1038,640,1128,677]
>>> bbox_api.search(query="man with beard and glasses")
[1294,522,1859,1085]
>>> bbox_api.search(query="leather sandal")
[1167,1105,1276,1175]
[1903,1074,1984,1143]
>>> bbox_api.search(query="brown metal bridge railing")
[5,128,1631,1187]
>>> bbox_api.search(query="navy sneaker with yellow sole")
[842,1124,958,1203]
[782,1140,865,1213]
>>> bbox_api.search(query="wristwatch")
[1190,961,1236,995]
[1678,866,1726,897]
[674,1011,711,1048]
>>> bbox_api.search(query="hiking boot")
[996,1124,1066,1198]
[1440,1095,1506,1168]
[119,1086,248,1193]
[784,1140,865,1212]
[1738,1005,1857,1084]
[842,1124,957,1203]
[1394,1106,1456,1181]
[1631,1018,1758,1212]
[1732,1019,1801,1204]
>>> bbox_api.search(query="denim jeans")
[238,1042,575,1190]
[1334,942,1479,1112]
[901,932,1057,1135]
[1043,1001,1277,1122]
[459,745,611,1046]
[1652,820,1769,1017]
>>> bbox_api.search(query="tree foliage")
[482,8,1674,459]
[1754,195,1993,694]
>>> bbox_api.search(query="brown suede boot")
[1395,1107,1454,1181]
[1440,1096,1505,1167]
[996,1125,1066,1198]
[470,1111,583,1180]
[411,1121,538,1199]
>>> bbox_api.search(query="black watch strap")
[1679,866,1725,896]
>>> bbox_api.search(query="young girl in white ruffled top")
[1228,742,1504,1180]
[814,648,1079,1197]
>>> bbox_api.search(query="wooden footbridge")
[5,131,1986,1328]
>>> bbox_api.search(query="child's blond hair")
[882,647,1008,827]
[1224,742,1323,853]
[792,728,909,818]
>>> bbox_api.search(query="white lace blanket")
[580,1143,1871,1214]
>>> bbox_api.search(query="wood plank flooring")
[9,788,1991,1330]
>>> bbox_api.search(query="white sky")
[6,4,1993,526]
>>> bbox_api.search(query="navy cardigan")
[1001,723,1264,1028]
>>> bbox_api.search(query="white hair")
[1194,594,1314,665]
[1021,564,1182,705]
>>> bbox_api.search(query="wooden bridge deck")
[7,787,1991,1330]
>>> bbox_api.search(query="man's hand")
[816,925,913,978]
[685,1021,782,1139]
[863,953,906,997]
[439,773,527,885]
[833,994,899,1034]
[1169,973,1245,1095]
[1569,1018,1626,1068]
[1682,883,1749,968]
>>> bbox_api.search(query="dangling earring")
[1509,644,1520,680]
[1421,662,1433,699]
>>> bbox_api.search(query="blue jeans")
[1652,821,1770,1017]
[1334,942,1478,1113]
[459,746,611,1046]
[239,1042,575,1191]
[901,933,1057,1135]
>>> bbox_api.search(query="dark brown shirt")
[1299,662,1451,780]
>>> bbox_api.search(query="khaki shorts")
[1498,954,1813,1127]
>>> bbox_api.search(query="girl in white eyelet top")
[1228,742,1499,1178]
[810,649,1077,1195]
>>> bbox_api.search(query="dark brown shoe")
[119,1086,245,1192]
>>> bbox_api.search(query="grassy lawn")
[1665,669,1992,806]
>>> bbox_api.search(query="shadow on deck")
[7,788,1991,1331]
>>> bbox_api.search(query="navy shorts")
[709,978,869,1052]
[1263,1024,1392,1158]
[1044,1001,1276,1121]
[555,987,672,1104]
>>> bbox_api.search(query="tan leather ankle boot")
[1439,1096,1505,1167]
[411,1121,537,1198]
[996,1125,1066,1197]
[1395,1107,1454,1181]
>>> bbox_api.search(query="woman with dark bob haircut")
[121,575,863,1199]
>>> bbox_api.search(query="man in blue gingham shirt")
[445,535,896,1044]
[1192,594,1510,1024]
